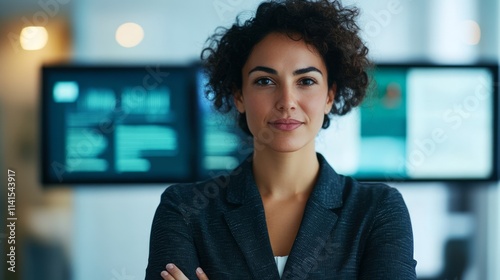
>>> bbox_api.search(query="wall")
[0,0,498,279]
[69,1,499,279]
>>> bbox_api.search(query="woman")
[146,0,417,279]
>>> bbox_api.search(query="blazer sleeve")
[359,187,417,280]
[145,186,200,280]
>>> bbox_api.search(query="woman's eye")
[299,78,316,86]
[255,78,274,86]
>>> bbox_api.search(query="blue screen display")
[41,64,498,184]
[316,64,498,181]
[42,66,198,184]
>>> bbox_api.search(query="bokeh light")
[20,26,49,50]
[462,20,481,45]
[115,22,144,48]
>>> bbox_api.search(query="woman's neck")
[252,147,320,199]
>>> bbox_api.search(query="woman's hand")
[160,263,209,280]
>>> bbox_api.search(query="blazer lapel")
[223,157,280,280]
[281,202,338,279]
[224,204,280,279]
[222,153,344,280]
[282,154,345,279]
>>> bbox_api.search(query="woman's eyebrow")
[293,66,323,76]
[248,66,277,75]
[248,66,323,76]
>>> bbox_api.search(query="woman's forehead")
[243,32,326,73]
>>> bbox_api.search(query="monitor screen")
[41,64,498,185]
[195,69,251,180]
[316,64,498,181]
[41,65,199,184]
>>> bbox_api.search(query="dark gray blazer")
[145,154,417,279]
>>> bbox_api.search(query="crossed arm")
[145,188,209,279]
[159,263,209,280]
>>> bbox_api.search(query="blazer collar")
[225,153,345,209]
[225,155,259,205]
[223,155,279,279]
[223,153,346,279]
[307,153,345,209]
[282,153,345,279]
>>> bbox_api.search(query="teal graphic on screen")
[42,66,196,184]
[316,65,497,181]
[42,64,497,185]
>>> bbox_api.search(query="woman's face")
[235,32,335,154]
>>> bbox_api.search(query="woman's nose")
[275,85,297,111]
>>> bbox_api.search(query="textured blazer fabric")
[145,154,417,279]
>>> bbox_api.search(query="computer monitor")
[194,68,251,180]
[41,64,498,185]
[41,65,199,184]
[316,64,498,182]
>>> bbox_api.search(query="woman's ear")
[234,90,245,113]
[325,84,336,114]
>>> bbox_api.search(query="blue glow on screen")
[54,81,79,103]
[43,66,194,184]
[43,65,497,184]
[317,66,495,181]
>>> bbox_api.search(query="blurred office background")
[0,0,499,279]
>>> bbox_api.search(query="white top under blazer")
[274,256,289,278]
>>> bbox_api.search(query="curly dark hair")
[201,0,371,135]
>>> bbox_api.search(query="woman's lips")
[268,119,304,131]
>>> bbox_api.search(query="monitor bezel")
[40,64,201,185]
[40,63,499,185]
[350,63,499,183]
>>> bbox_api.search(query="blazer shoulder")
[353,180,401,197]
[158,174,234,219]
[161,174,229,197]
[342,177,407,212]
